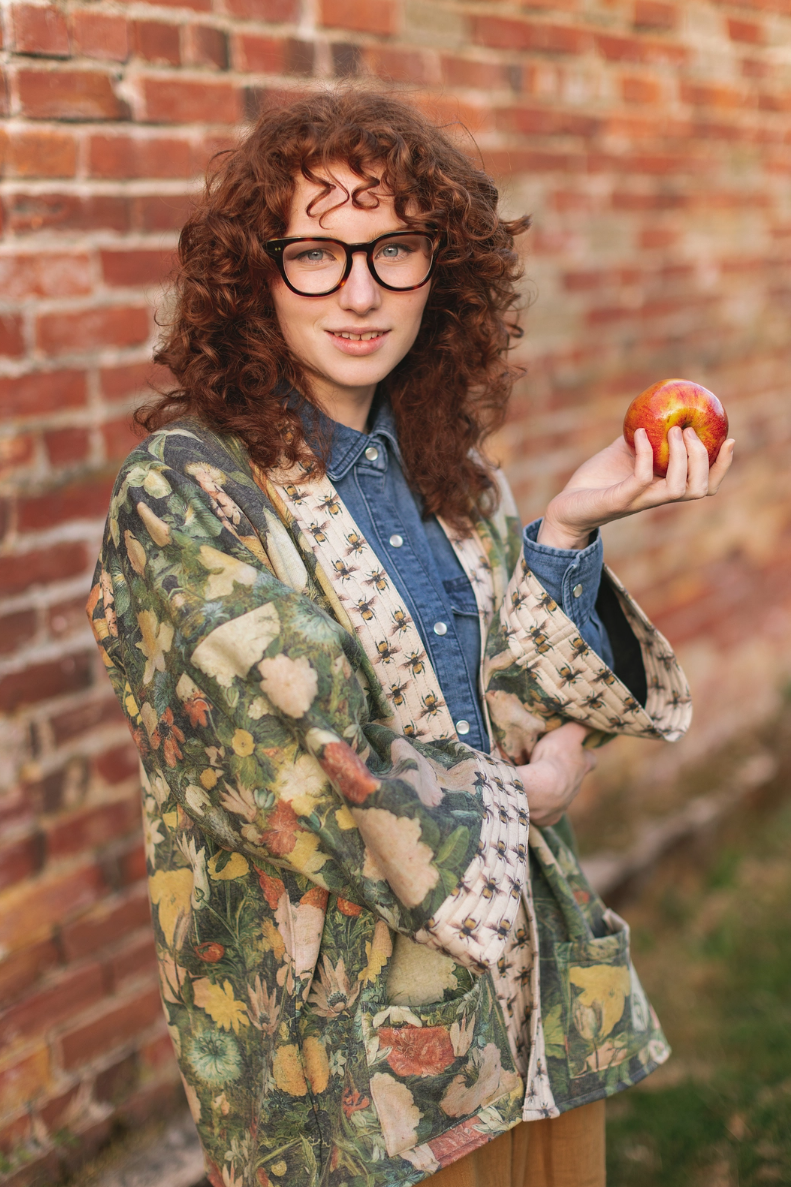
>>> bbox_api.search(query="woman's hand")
[537,426,735,551]
[517,721,597,828]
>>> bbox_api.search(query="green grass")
[606,799,791,1186]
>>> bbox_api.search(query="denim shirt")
[306,399,613,753]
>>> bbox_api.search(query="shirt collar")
[290,391,402,481]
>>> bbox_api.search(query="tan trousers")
[426,1100,606,1187]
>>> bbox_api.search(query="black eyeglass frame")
[265,230,442,296]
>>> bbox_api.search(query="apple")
[623,378,729,478]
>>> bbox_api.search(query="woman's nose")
[338,252,381,314]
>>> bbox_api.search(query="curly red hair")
[138,87,530,531]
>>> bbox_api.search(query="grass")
[605,794,791,1186]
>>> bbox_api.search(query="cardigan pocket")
[361,972,521,1157]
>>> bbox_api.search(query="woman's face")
[268,164,432,424]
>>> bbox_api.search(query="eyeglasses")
[265,230,440,297]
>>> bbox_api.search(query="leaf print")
[258,654,318,718]
[220,779,257,822]
[319,740,380,805]
[187,1029,242,1085]
[135,610,174,684]
[193,979,250,1034]
[308,956,360,1018]
[142,468,172,498]
[272,1045,308,1096]
[149,868,193,948]
[350,808,439,909]
[368,1073,421,1156]
[247,974,279,1035]
[136,501,171,546]
[191,603,280,688]
[198,544,258,598]
[256,868,285,910]
[569,964,631,1040]
[303,1036,330,1094]
[378,1025,455,1078]
[261,800,299,857]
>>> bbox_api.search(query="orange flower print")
[320,741,380,805]
[183,690,212,728]
[195,941,225,963]
[150,708,185,768]
[261,800,299,856]
[429,1116,491,1168]
[255,868,285,910]
[337,897,363,917]
[341,1088,370,1118]
[300,885,329,910]
[378,1025,456,1078]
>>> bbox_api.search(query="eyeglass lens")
[280,234,434,294]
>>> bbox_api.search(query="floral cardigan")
[87,420,692,1187]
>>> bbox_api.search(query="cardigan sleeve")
[88,441,528,973]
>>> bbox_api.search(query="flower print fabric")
[87,420,690,1187]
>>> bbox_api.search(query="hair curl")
[138,87,530,532]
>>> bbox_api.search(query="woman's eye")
[378,243,412,259]
[296,249,329,263]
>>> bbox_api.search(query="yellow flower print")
[123,681,139,719]
[208,852,250,881]
[272,1045,308,1096]
[303,1036,330,1094]
[200,768,218,789]
[358,920,393,986]
[149,868,193,948]
[135,609,174,685]
[198,544,257,599]
[193,978,250,1033]
[261,919,286,962]
[231,729,254,757]
[569,963,631,1040]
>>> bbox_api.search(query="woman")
[87,89,733,1187]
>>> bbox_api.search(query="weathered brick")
[0,941,60,1010]
[234,32,286,73]
[88,133,193,180]
[185,24,229,70]
[0,610,37,657]
[100,248,175,287]
[36,305,150,355]
[473,17,586,55]
[0,252,92,300]
[101,416,141,461]
[70,10,129,62]
[0,828,44,893]
[49,593,97,638]
[44,426,91,466]
[0,541,88,596]
[17,69,127,121]
[50,694,126,747]
[5,191,130,234]
[0,648,93,712]
[59,983,162,1070]
[226,0,297,17]
[131,20,181,66]
[0,860,106,953]
[728,18,763,45]
[141,77,241,124]
[18,473,115,530]
[622,75,663,104]
[0,314,25,357]
[93,743,140,787]
[320,0,397,36]
[93,1050,140,1104]
[0,369,86,419]
[106,931,157,990]
[1,128,77,177]
[100,360,166,402]
[633,1,677,30]
[46,797,141,860]
[0,1046,51,1116]
[0,962,104,1047]
[131,192,194,233]
[12,5,70,57]
[60,886,150,963]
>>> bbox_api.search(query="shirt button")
[433,621,448,636]
[572,584,583,598]
[364,445,379,462]
[389,534,404,548]
[456,719,471,736]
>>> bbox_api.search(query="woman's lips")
[325,329,390,356]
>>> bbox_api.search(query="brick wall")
[1,0,790,1182]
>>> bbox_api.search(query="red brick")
[0,370,86,419]
[0,434,35,482]
[70,10,129,61]
[0,963,104,1047]
[18,474,114,530]
[115,839,147,888]
[36,1083,82,1133]
[149,0,211,10]
[36,305,150,356]
[0,861,106,953]
[633,1,677,29]
[0,314,24,357]
[0,941,60,1010]
[234,32,285,73]
[12,5,70,57]
[44,426,90,466]
[320,0,397,36]
[22,762,88,817]
[60,886,150,962]
[0,829,44,894]
[0,648,93,712]
[622,75,663,104]
[366,47,430,84]
[107,931,157,990]
[131,192,194,232]
[226,0,297,17]
[496,105,599,137]
[1,129,77,178]
[100,248,175,288]
[0,252,92,300]
[473,17,585,54]
[141,77,241,124]
[185,24,229,70]
[17,69,126,121]
[101,361,166,402]
[59,983,162,1070]
[131,20,181,66]
[0,542,89,596]
[94,743,140,787]
[0,610,37,658]
[140,1027,176,1072]
[441,56,510,90]
[102,416,141,462]
[50,694,126,746]
[681,82,744,109]
[5,191,130,235]
[728,18,762,44]
[93,1050,140,1103]
[88,133,193,180]
[0,1046,51,1116]
[49,593,96,638]
[46,798,140,860]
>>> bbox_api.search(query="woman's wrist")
[536,508,593,552]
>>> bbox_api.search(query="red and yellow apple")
[623,378,729,478]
